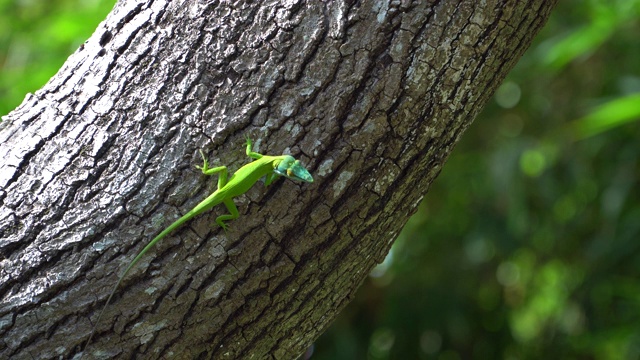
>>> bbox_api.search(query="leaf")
[569,93,640,139]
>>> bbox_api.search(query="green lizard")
[82,138,313,355]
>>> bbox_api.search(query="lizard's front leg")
[245,137,264,160]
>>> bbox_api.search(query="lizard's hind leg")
[215,198,239,230]
[196,150,228,189]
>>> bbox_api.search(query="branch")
[0,1,557,358]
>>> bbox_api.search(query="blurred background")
[2,1,639,359]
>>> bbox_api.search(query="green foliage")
[0,0,115,117]
[542,0,640,70]
[317,1,640,359]
[569,93,640,139]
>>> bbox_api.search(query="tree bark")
[0,0,557,359]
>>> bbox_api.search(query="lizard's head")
[275,155,314,183]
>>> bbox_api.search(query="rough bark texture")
[0,0,557,359]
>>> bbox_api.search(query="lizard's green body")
[82,138,313,355]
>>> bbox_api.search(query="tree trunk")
[0,0,557,359]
